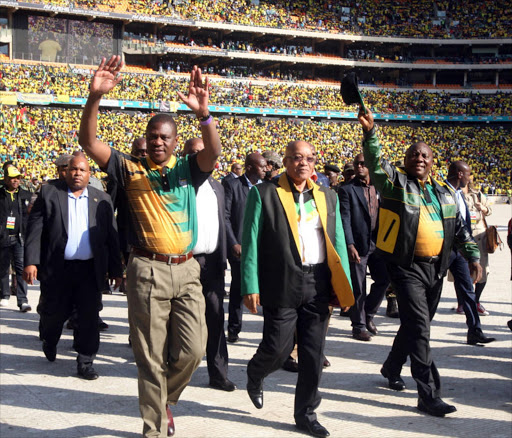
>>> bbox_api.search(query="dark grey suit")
[224,174,251,338]
[24,180,122,363]
[338,179,389,333]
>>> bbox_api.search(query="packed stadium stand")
[0,1,510,193]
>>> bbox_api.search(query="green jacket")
[241,173,353,308]
[362,131,479,273]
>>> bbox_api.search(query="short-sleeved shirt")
[106,149,209,254]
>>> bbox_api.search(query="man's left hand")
[468,261,482,284]
[177,65,210,118]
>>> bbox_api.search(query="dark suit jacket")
[338,178,379,257]
[221,172,237,189]
[0,186,32,245]
[224,173,251,259]
[241,174,354,308]
[24,180,122,291]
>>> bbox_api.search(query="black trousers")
[195,253,228,382]
[0,236,28,306]
[349,242,389,332]
[448,250,481,332]
[38,259,101,365]
[227,258,243,337]
[247,264,330,425]
[384,260,443,401]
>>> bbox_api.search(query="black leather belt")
[414,255,440,263]
[302,263,324,273]
[132,248,193,265]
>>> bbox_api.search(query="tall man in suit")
[242,141,353,438]
[446,161,495,345]
[224,152,267,343]
[339,153,389,341]
[23,155,122,379]
[183,137,235,392]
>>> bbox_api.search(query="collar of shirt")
[244,173,261,188]
[67,186,89,200]
[146,155,177,173]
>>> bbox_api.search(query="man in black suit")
[222,162,243,187]
[183,137,236,392]
[339,153,389,341]
[23,155,122,380]
[242,140,353,438]
[224,152,267,343]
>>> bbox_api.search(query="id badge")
[6,216,15,230]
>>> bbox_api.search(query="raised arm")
[79,56,124,169]
[177,66,221,172]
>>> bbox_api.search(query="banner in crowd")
[0,91,17,105]
[1,91,511,123]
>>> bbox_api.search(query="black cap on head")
[325,164,341,173]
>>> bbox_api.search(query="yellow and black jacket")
[362,130,479,274]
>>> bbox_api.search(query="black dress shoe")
[323,358,331,368]
[42,341,56,362]
[77,365,99,380]
[386,296,399,318]
[417,397,457,417]
[247,384,263,409]
[209,378,237,392]
[282,356,299,372]
[352,330,372,341]
[98,320,109,331]
[467,329,496,345]
[166,404,175,436]
[296,420,330,438]
[380,365,405,391]
[366,318,378,335]
[227,333,239,343]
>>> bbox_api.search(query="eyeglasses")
[286,155,316,164]
[354,161,366,167]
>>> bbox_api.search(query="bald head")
[131,137,147,158]
[66,155,90,194]
[284,140,316,188]
[183,137,204,157]
[447,160,471,189]
[245,152,267,183]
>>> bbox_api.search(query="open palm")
[177,66,209,116]
[90,56,124,96]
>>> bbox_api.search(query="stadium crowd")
[1,105,510,194]
[31,0,512,39]
[1,63,511,116]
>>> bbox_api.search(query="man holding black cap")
[0,164,31,311]
[359,109,481,417]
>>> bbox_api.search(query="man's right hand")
[232,244,242,259]
[23,265,37,285]
[90,56,124,97]
[347,244,361,264]
[358,106,374,132]
[243,294,260,314]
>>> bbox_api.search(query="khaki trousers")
[127,254,207,437]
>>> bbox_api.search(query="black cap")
[324,164,341,173]
[340,72,366,111]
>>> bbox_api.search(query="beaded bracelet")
[199,114,213,126]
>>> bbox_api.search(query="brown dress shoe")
[352,331,372,341]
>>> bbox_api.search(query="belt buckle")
[167,255,174,266]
